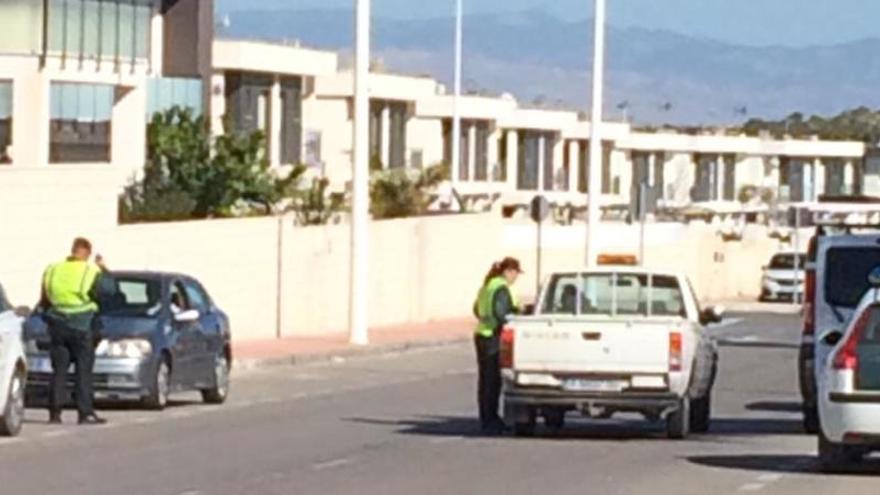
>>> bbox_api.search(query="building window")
[653,152,666,200]
[305,130,322,172]
[280,77,303,166]
[542,133,555,191]
[497,131,508,181]
[517,131,540,191]
[0,81,11,164]
[578,141,588,193]
[474,121,489,181]
[0,0,44,55]
[48,0,153,64]
[600,144,612,194]
[146,77,202,119]
[225,72,271,136]
[389,102,407,169]
[50,82,114,163]
[723,155,736,201]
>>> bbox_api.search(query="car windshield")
[542,273,686,318]
[825,248,880,307]
[769,254,805,270]
[97,276,162,317]
[0,283,11,313]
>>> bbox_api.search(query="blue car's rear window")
[98,277,162,316]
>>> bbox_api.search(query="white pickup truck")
[501,266,722,439]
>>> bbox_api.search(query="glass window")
[0,80,11,164]
[769,254,806,270]
[0,284,12,313]
[82,0,101,58]
[169,282,189,312]
[134,2,151,59]
[99,1,118,59]
[117,1,135,60]
[183,280,210,313]
[542,273,685,318]
[65,0,83,58]
[98,276,162,317]
[0,0,44,55]
[50,82,114,163]
[825,248,880,307]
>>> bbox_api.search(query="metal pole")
[451,0,463,187]
[349,0,370,346]
[585,0,606,267]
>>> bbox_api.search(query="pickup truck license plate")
[563,379,626,393]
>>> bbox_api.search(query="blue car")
[25,272,231,410]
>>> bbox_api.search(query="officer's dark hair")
[71,237,92,254]
[483,257,522,285]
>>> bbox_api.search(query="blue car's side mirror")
[869,266,880,288]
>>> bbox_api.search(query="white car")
[502,262,722,439]
[0,283,27,436]
[759,252,806,302]
[816,267,880,472]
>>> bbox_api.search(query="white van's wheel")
[666,398,690,440]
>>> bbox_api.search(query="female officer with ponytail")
[472,257,522,435]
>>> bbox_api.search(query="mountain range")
[220,9,880,125]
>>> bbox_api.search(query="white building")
[211,39,866,214]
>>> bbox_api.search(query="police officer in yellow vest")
[41,238,107,425]
[473,257,522,435]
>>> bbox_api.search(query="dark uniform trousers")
[474,334,503,428]
[47,311,97,418]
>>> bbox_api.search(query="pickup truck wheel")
[690,393,711,433]
[818,433,862,473]
[666,398,690,440]
[511,407,536,437]
[543,408,565,431]
[0,369,25,437]
[802,405,819,434]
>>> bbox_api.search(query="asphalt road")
[1,309,878,494]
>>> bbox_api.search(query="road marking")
[312,458,353,471]
[430,436,464,444]
[738,483,765,492]
[42,430,74,438]
[756,474,783,483]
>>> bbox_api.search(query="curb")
[232,335,472,372]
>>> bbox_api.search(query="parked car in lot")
[816,267,880,472]
[759,251,805,302]
[501,261,721,439]
[0,283,27,436]
[25,272,231,410]
[799,227,880,433]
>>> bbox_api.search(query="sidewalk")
[232,317,474,370]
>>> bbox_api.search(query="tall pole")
[585,0,606,267]
[451,0,463,186]
[350,0,370,346]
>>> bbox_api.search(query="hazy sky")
[218,0,880,47]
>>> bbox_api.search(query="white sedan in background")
[816,268,880,472]
[0,283,27,436]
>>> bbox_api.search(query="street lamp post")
[451,0,463,187]
[585,0,606,267]
[349,0,370,345]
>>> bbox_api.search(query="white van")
[0,283,27,436]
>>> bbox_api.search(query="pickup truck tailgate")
[513,318,676,374]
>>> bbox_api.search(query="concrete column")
[715,155,724,201]
[380,104,391,169]
[814,158,824,199]
[10,71,49,166]
[766,156,781,191]
[506,129,518,190]
[209,74,226,138]
[112,85,148,177]
[537,135,546,191]
[552,136,564,191]
[467,122,477,181]
[150,10,164,75]
[568,140,580,192]
[487,127,500,181]
[268,76,282,168]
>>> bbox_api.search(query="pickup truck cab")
[501,266,721,439]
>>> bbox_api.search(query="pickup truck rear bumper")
[504,387,681,412]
